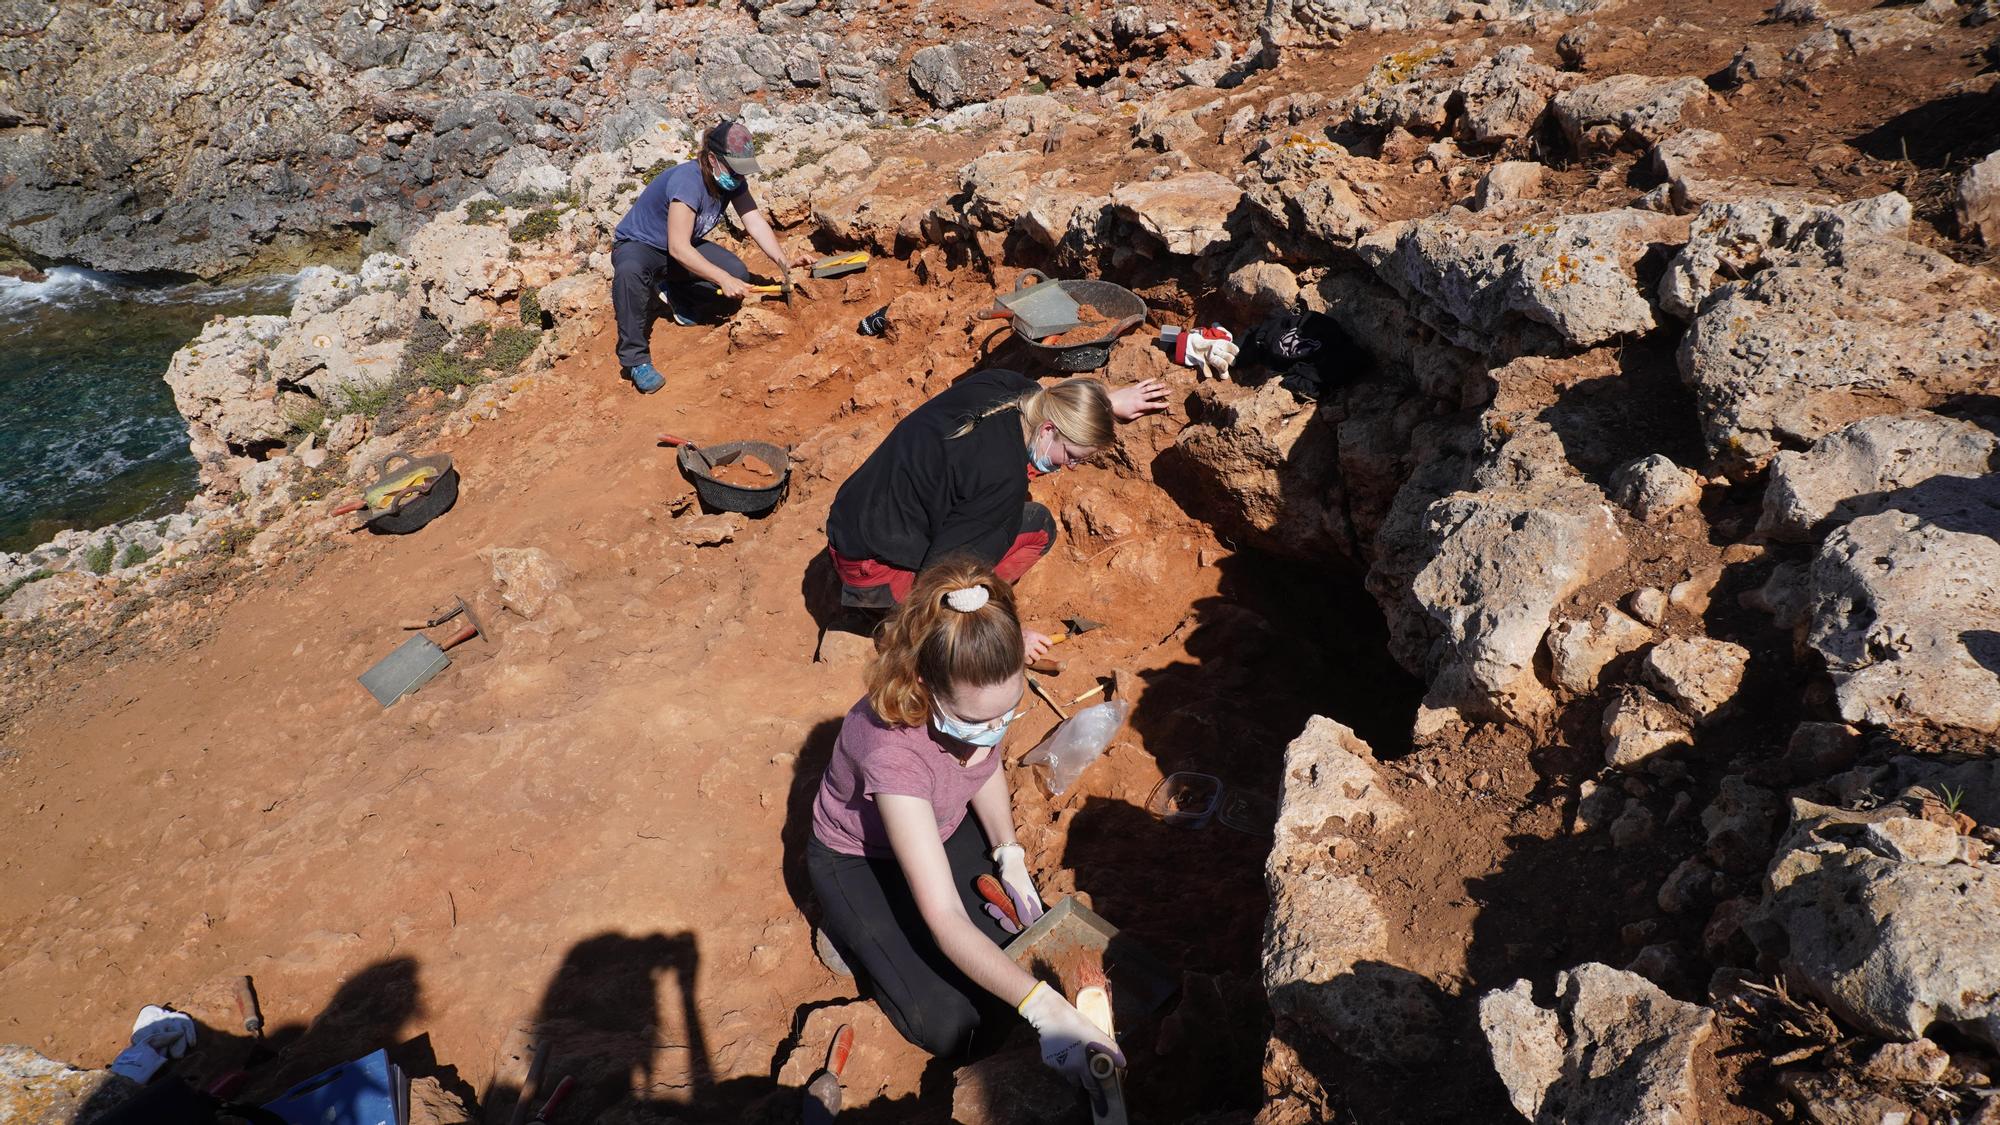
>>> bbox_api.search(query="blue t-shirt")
[612,159,756,251]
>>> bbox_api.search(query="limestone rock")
[1610,454,1701,522]
[1223,261,1300,315]
[1263,718,1442,1065]
[1803,473,2000,732]
[1480,964,1715,1125]
[1357,208,1688,352]
[1160,381,1343,560]
[1642,636,1750,719]
[267,256,416,400]
[1478,980,1565,1120]
[1548,74,1719,155]
[408,1076,474,1124]
[909,41,1014,109]
[1660,194,1912,319]
[1761,411,2000,542]
[1627,587,1667,627]
[1352,46,1578,147]
[1658,856,1721,915]
[1755,800,2000,1048]
[480,546,571,619]
[1409,489,1626,728]
[1546,605,1652,695]
[1961,150,2000,246]
[1261,0,1611,45]
[0,1045,139,1125]
[1109,173,1244,257]
[1472,161,1544,211]
[1671,195,2000,473]
[162,315,293,465]
[1863,1038,1951,1085]
[408,208,524,333]
[1602,687,1691,769]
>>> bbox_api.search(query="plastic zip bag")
[1021,700,1130,796]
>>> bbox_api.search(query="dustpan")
[991,269,1082,340]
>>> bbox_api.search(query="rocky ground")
[3,0,2000,1120]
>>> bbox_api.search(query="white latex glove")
[1161,325,1239,381]
[987,844,1046,934]
[109,1005,196,1082]
[1018,981,1126,1086]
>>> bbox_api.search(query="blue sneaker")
[657,288,697,327]
[624,362,664,394]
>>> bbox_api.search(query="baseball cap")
[704,119,762,176]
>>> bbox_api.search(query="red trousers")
[828,528,1052,606]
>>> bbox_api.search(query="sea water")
[0,268,297,554]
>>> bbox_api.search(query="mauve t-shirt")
[812,697,1000,858]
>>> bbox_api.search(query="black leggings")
[807,817,1018,1059]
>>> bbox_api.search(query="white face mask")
[1030,429,1062,474]
[931,704,1026,747]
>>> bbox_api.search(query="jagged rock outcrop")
[163,314,295,469]
[1259,0,1608,47]
[1263,717,1443,1065]
[1162,381,1346,558]
[1802,472,2000,732]
[1479,964,1715,1123]
[1670,195,2000,474]
[1357,208,1689,353]
[266,255,417,400]
[1109,173,1246,258]
[1349,45,1579,147]
[909,41,1015,109]
[1752,800,2000,1048]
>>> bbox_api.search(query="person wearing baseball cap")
[609,118,815,393]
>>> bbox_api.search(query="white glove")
[1018,981,1125,1086]
[987,844,1046,935]
[109,1005,196,1083]
[1160,325,1239,381]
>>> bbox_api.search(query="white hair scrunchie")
[944,585,990,613]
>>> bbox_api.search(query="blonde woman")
[824,369,1167,650]
[807,559,1124,1086]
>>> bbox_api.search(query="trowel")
[357,596,487,707]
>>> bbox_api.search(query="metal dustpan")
[359,635,451,706]
[1004,897,1177,1025]
[994,269,1082,340]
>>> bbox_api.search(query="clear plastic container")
[1145,771,1223,828]
[1217,789,1277,837]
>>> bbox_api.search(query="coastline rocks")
[267,254,417,400]
[408,207,524,333]
[163,315,294,467]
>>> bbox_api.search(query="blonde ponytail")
[948,378,1116,449]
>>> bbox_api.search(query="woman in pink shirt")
[807,558,1122,1087]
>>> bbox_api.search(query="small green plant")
[642,159,671,181]
[509,207,565,243]
[418,350,478,390]
[215,524,257,556]
[460,322,492,348]
[519,286,543,328]
[484,325,542,375]
[0,569,49,603]
[466,198,507,226]
[1939,784,1967,816]
[82,541,116,575]
[284,398,328,445]
[332,379,400,418]
[1024,79,1050,95]
[117,542,156,569]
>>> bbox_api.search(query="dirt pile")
[3,0,2000,1119]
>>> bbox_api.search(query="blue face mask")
[932,705,1021,747]
[714,166,743,193]
[1030,432,1061,475]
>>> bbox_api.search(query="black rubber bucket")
[677,440,791,515]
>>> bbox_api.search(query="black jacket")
[826,370,1037,571]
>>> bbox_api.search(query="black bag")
[1240,306,1370,401]
[91,1079,289,1125]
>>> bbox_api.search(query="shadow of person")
[780,717,848,921]
[74,957,433,1124]
[523,931,711,1117]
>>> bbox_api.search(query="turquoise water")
[0,269,296,554]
